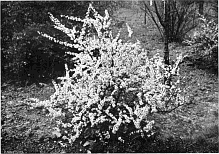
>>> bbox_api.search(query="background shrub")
[185,15,218,72]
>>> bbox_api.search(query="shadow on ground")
[1,129,218,153]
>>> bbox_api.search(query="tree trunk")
[198,0,204,15]
[164,0,169,66]
[144,3,147,24]
[163,0,170,87]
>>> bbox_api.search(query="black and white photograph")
[1,0,218,153]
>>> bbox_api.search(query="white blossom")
[33,3,183,148]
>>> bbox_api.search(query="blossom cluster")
[33,4,183,149]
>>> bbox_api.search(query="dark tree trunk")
[163,0,170,87]
[164,0,170,66]
[144,3,147,24]
[198,0,204,15]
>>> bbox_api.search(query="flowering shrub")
[33,4,183,151]
[185,15,218,67]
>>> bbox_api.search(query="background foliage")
[139,0,214,42]
[1,1,121,85]
[185,15,218,72]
